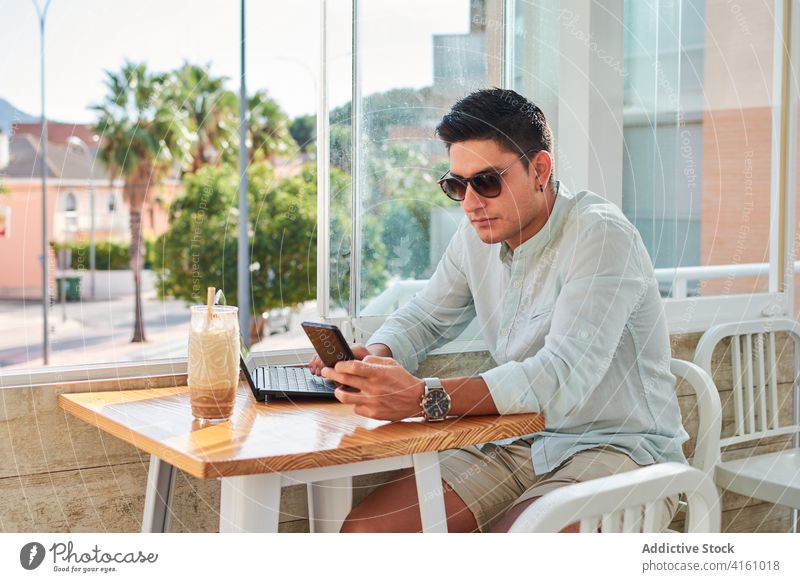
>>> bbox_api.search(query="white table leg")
[307,477,353,533]
[219,473,282,533]
[141,455,176,533]
[413,452,448,533]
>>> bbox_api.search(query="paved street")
[0,292,318,371]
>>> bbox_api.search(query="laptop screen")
[239,334,258,392]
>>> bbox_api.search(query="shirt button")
[512,280,522,289]
[579,329,590,339]
[501,328,510,336]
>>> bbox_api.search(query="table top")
[58,382,545,479]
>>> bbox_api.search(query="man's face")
[448,139,553,249]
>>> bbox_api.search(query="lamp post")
[32,0,53,365]
[238,0,251,344]
[67,136,97,299]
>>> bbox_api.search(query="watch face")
[424,389,451,419]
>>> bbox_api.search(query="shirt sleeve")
[480,218,650,423]
[368,222,476,372]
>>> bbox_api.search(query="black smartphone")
[301,321,356,368]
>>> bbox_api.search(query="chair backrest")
[694,318,800,449]
[670,359,722,472]
[508,463,721,533]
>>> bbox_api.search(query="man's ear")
[531,150,552,188]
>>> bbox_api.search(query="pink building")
[0,122,179,299]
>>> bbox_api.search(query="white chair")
[694,318,800,533]
[672,358,722,474]
[509,359,722,533]
[508,463,720,532]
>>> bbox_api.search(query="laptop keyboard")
[266,366,336,394]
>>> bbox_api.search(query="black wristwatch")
[420,377,451,422]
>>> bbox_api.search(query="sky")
[0,0,471,123]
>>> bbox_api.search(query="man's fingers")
[333,357,396,376]
[332,359,376,377]
[351,344,371,360]
[335,386,366,405]
[308,354,327,375]
[321,366,370,389]
[362,354,395,365]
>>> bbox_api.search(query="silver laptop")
[239,338,338,402]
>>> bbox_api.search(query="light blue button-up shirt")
[369,182,689,474]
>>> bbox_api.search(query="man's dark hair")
[436,88,554,181]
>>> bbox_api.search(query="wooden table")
[59,382,544,533]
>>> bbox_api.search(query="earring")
[539,184,544,193]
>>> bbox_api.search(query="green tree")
[153,161,388,316]
[92,61,191,342]
[168,62,238,172]
[289,115,317,154]
[367,143,450,281]
[167,66,296,169]
[329,86,450,141]
[289,114,316,154]
[246,90,297,162]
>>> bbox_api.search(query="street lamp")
[67,135,97,299]
[238,0,250,344]
[32,0,53,365]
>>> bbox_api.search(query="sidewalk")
[0,294,318,371]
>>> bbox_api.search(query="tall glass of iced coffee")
[188,304,240,420]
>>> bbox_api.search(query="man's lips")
[471,217,496,225]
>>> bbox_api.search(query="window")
[622,0,794,331]
[326,0,796,341]
[623,0,706,295]
[1,0,796,382]
[63,191,78,212]
[61,191,79,236]
[0,0,321,377]
[322,1,507,328]
[321,0,502,323]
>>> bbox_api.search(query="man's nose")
[461,184,487,212]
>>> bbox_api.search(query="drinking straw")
[206,286,215,330]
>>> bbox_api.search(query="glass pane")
[354,0,504,316]
[512,0,560,128]
[623,0,774,298]
[795,96,800,319]
[0,0,320,371]
[327,0,354,318]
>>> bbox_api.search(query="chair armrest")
[508,462,720,533]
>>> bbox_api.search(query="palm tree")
[245,90,296,163]
[169,62,238,172]
[92,62,190,342]
[168,68,297,170]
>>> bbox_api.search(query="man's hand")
[308,343,371,376]
[321,355,425,421]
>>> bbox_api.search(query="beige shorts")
[438,438,678,532]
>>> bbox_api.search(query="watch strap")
[423,377,444,395]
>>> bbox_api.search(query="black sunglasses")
[437,148,540,202]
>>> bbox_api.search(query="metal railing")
[654,261,800,299]
[360,261,800,314]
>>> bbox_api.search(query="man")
[310,88,688,533]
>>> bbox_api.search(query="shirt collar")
[499,180,571,264]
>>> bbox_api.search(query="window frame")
[323,0,799,342]
[2,0,797,385]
